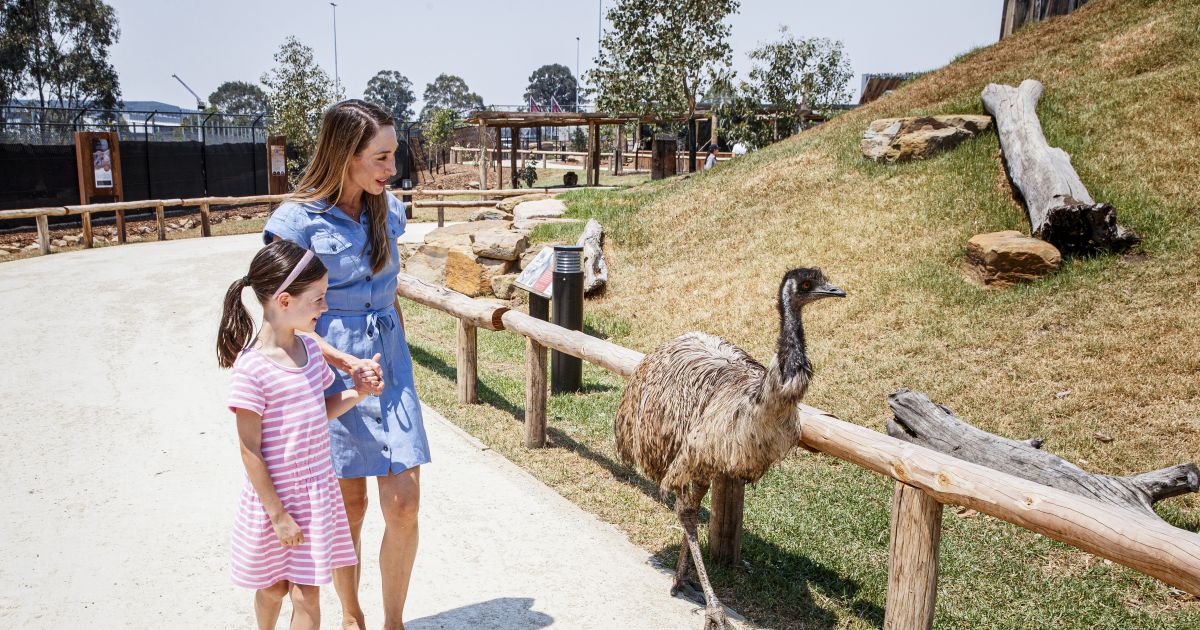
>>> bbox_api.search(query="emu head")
[777,267,845,317]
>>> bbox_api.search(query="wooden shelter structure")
[466,106,831,188]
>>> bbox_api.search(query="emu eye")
[800,280,812,291]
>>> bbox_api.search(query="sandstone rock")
[423,220,513,249]
[183,219,196,230]
[403,244,450,284]
[576,219,608,295]
[963,230,1061,288]
[497,193,550,213]
[23,243,40,252]
[52,238,68,247]
[862,114,992,163]
[470,208,511,222]
[64,234,83,245]
[513,198,567,222]
[445,249,512,297]
[471,230,527,261]
[398,242,421,264]
[491,273,519,300]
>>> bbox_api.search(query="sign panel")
[513,247,555,299]
[92,137,114,188]
[270,144,286,176]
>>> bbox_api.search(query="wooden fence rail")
[394,272,1200,627]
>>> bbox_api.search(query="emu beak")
[814,282,846,299]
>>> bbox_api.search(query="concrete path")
[0,232,717,628]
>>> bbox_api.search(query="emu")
[614,268,844,630]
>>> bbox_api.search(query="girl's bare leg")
[378,466,420,630]
[255,580,289,630]
[334,477,369,629]
[288,583,320,630]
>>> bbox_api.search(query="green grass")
[402,1,1200,627]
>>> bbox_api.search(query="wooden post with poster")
[267,135,288,195]
[73,131,123,248]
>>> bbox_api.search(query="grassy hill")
[403,1,1200,627]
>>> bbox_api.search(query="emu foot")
[670,578,705,606]
[703,603,733,630]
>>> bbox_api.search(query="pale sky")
[102,0,1004,112]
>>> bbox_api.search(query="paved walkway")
[0,230,719,628]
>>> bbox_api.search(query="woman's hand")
[271,512,304,547]
[351,353,384,396]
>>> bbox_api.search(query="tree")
[588,0,739,171]
[420,107,458,175]
[0,0,121,112]
[207,80,267,115]
[363,69,414,121]
[420,74,483,119]
[260,36,338,177]
[523,63,576,111]
[748,26,852,117]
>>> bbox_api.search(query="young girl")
[217,240,384,630]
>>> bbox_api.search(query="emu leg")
[675,482,731,630]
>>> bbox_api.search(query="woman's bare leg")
[334,477,369,629]
[254,580,289,630]
[377,466,420,630]
[288,583,321,630]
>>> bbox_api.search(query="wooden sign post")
[267,135,289,195]
[74,131,124,247]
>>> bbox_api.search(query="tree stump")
[982,79,1139,255]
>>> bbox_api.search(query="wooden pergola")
[465,110,715,188]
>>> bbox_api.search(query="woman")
[263,99,427,630]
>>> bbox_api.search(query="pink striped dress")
[227,335,358,589]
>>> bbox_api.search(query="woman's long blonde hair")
[288,99,395,274]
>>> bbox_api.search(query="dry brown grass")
[591,0,1200,486]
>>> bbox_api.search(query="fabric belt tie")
[325,306,400,417]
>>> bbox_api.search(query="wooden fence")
[395,272,1200,628]
[1,186,617,255]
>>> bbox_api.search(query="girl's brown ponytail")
[217,276,255,368]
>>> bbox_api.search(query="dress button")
[376,417,382,424]
[365,302,371,308]
[383,446,389,452]
[366,275,372,281]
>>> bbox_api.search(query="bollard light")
[551,245,584,394]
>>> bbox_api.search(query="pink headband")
[272,250,315,300]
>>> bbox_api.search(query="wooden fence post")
[155,202,166,240]
[709,475,745,565]
[456,318,478,404]
[115,210,126,244]
[524,335,548,448]
[199,203,212,237]
[35,214,50,255]
[437,194,444,228]
[81,212,93,248]
[884,482,943,630]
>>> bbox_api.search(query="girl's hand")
[344,353,382,383]
[271,512,304,547]
[351,353,384,396]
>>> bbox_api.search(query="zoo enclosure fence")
[394,272,1200,629]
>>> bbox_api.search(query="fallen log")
[886,389,1199,521]
[981,79,1140,255]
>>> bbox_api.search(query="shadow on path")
[406,597,553,630]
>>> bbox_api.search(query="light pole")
[575,36,580,112]
[330,2,340,95]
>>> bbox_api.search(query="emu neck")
[777,304,810,386]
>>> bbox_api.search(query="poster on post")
[270,144,286,176]
[514,247,555,299]
[92,138,113,188]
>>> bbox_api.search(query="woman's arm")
[235,408,303,546]
[297,329,356,373]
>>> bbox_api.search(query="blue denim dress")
[263,194,431,478]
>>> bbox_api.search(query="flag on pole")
[550,96,563,113]
[529,97,541,112]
